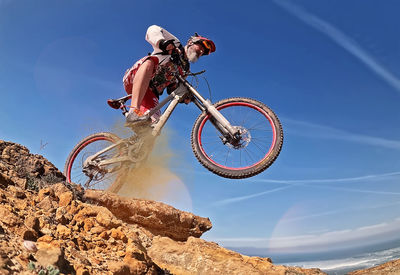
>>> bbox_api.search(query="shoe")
[125,109,150,126]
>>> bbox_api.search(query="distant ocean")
[276,246,400,275]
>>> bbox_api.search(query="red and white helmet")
[188,33,216,55]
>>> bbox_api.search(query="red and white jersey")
[124,25,189,98]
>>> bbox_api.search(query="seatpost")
[121,104,128,116]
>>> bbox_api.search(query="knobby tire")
[191,97,283,179]
[63,132,121,189]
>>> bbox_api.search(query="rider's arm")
[146,25,181,52]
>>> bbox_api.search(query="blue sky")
[1,0,400,257]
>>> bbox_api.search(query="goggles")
[201,40,213,55]
[190,34,215,55]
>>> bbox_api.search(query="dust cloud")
[107,120,193,211]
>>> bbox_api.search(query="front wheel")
[64,132,122,189]
[191,97,283,179]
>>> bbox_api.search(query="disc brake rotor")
[227,126,251,149]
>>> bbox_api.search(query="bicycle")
[64,55,283,189]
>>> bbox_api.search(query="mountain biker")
[123,25,216,124]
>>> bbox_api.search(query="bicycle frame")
[83,71,239,171]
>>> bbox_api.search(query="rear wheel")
[191,97,283,179]
[64,132,122,189]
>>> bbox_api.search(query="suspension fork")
[191,97,230,140]
[177,75,239,138]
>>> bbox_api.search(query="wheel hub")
[227,126,251,149]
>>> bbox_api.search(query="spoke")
[250,140,271,149]
[240,108,253,127]
[247,125,272,131]
[251,136,273,140]
[250,140,266,152]
[86,171,118,189]
[242,148,251,166]
[247,120,269,131]
[68,138,121,189]
[224,147,232,166]
[201,140,223,145]
[243,148,255,163]
[206,147,225,161]
[247,129,274,135]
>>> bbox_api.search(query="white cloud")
[273,0,400,95]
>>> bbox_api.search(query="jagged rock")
[349,259,400,274]
[59,191,73,207]
[8,186,26,199]
[36,196,54,211]
[148,236,325,275]
[24,216,40,233]
[0,173,13,189]
[0,205,19,226]
[56,224,71,239]
[84,189,212,241]
[35,244,73,273]
[22,228,38,241]
[76,266,90,275]
[0,140,65,189]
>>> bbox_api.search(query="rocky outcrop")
[0,140,331,274]
[148,236,324,275]
[349,259,400,275]
[84,190,212,241]
[0,140,65,190]
[0,182,163,274]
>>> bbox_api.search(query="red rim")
[197,102,277,171]
[66,136,115,183]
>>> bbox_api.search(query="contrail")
[212,185,292,206]
[282,118,400,150]
[273,0,400,95]
[250,171,400,184]
[214,171,400,206]
[281,200,400,223]
[304,184,400,196]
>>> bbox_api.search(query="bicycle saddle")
[107,99,122,109]
[107,95,131,109]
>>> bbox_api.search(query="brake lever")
[188,70,206,76]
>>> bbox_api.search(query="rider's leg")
[130,59,156,111]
